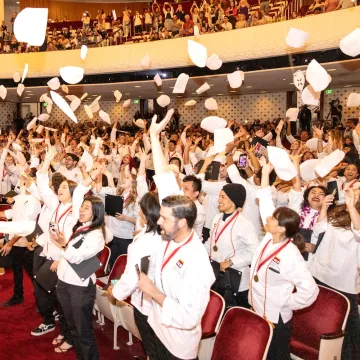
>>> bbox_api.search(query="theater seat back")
[95,246,111,278]
[291,285,349,350]
[201,290,225,339]
[108,254,127,284]
[211,307,272,360]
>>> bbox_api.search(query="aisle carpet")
[0,269,146,360]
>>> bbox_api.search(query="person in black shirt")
[298,105,312,133]
[175,4,185,21]
[1,21,7,38]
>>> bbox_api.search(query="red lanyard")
[341,179,357,191]
[53,204,73,224]
[161,231,194,273]
[2,169,7,178]
[214,212,239,246]
[256,239,291,274]
[67,225,90,243]
[168,151,176,160]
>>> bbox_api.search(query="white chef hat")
[38,113,50,122]
[173,73,189,94]
[187,39,207,68]
[80,45,88,60]
[205,97,218,110]
[201,116,227,133]
[315,149,345,178]
[47,77,60,91]
[156,94,171,108]
[114,90,122,103]
[196,83,210,95]
[305,138,327,150]
[185,100,196,107]
[347,93,360,107]
[306,59,330,92]
[154,73,162,87]
[340,29,360,57]
[123,99,131,108]
[227,70,244,89]
[285,28,309,48]
[268,146,297,181]
[206,54,222,71]
[299,159,321,181]
[60,66,84,85]
[50,91,77,123]
[0,85,7,100]
[302,85,320,106]
[286,107,299,121]
[214,128,234,153]
[140,54,151,68]
[99,110,111,124]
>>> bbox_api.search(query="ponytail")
[292,233,305,253]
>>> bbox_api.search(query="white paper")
[173,73,189,94]
[188,40,207,68]
[285,28,309,48]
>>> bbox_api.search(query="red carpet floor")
[0,269,146,360]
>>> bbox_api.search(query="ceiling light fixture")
[283,78,286,81]
[230,91,236,93]
[158,91,164,94]
[245,86,252,88]
[134,86,141,88]
[344,85,353,88]
[327,69,336,72]
[125,93,131,95]
[209,84,215,87]
[217,93,223,96]
[289,82,294,85]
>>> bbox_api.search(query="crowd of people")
[0,103,359,360]
[0,0,354,54]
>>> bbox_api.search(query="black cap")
[222,183,246,209]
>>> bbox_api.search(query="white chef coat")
[309,219,360,294]
[205,211,259,291]
[112,227,162,315]
[336,177,360,205]
[55,165,83,183]
[5,193,41,247]
[57,228,105,287]
[147,230,215,359]
[249,187,319,324]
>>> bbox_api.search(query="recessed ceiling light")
[327,69,336,72]
[158,91,164,94]
[139,96,142,98]
[260,91,267,93]
[176,96,182,98]
[25,90,32,93]
[125,93,131,95]
[24,97,31,99]
[283,78,286,81]
[209,84,215,87]
[191,93,197,95]
[217,93,223,96]
[134,86,141,88]
[169,86,174,89]
[16,1,19,3]
[344,85,353,88]
[92,94,98,96]
[289,82,294,85]
[245,86,252,88]
[230,91,236,93]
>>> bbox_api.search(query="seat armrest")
[320,331,345,340]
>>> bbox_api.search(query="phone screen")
[238,154,247,168]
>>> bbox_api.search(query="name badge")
[173,259,184,275]
[269,257,280,274]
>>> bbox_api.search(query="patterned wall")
[43,100,141,125]
[170,93,287,124]
[323,87,360,120]
[0,102,17,129]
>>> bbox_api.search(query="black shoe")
[31,323,56,336]
[1,296,24,307]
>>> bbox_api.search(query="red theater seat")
[198,290,225,359]
[211,307,273,360]
[95,246,111,278]
[290,285,350,360]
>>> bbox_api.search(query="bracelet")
[89,174,95,182]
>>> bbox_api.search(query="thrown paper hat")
[80,93,88,101]
[99,110,111,124]
[0,85,7,100]
[302,85,320,106]
[293,70,305,91]
[61,84,69,93]
[114,90,122,103]
[14,8,48,46]
[196,83,210,95]
[285,28,309,48]
[173,73,189,94]
[286,107,299,122]
[347,93,360,107]
[39,93,47,102]
[300,159,321,181]
[38,113,49,122]
[123,99,131,108]
[205,97,218,110]
[47,77,60,91]
[112,9,117,20]
[306,59,330,92]
[84,105,93,119]
[70,97,81,112]
[305,138,327,150]
[194,25,200,39]
[206,54,223,71]
[315,149,345,178]
[0,220,36,236]
[185,100,197,106]
[133,119,146,129]
[36,125,44,133]
[13,72,21,83]
[90,96,101,113]
[60,66,84,84]
[27,117,37,131]
[268,146,297,181]
[227,70,243,89]
[17,83,25,97]
[80,150,93,172]
[80,45,88,60]
[43,94,53,105]
[156,94,171,108]
[46,104,52,114]
[50,91,77,123]
[201,116,227,133]
[21,63,29,83]
[154,73,162,87]
[340,29,360,57]
[141,54,151,69]
[188,40,207,68]
[214,128,234,153]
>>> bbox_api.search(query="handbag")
[210,259,242,308]
[34,259,58,293]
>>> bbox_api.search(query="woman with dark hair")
[336,163,360,205]
[310,188,360,359]
[51,196,105,360]
[109,192,162,359]
[249,163,319,360]
[30,148,101,353]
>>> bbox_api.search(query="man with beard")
[138,110,215,360]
